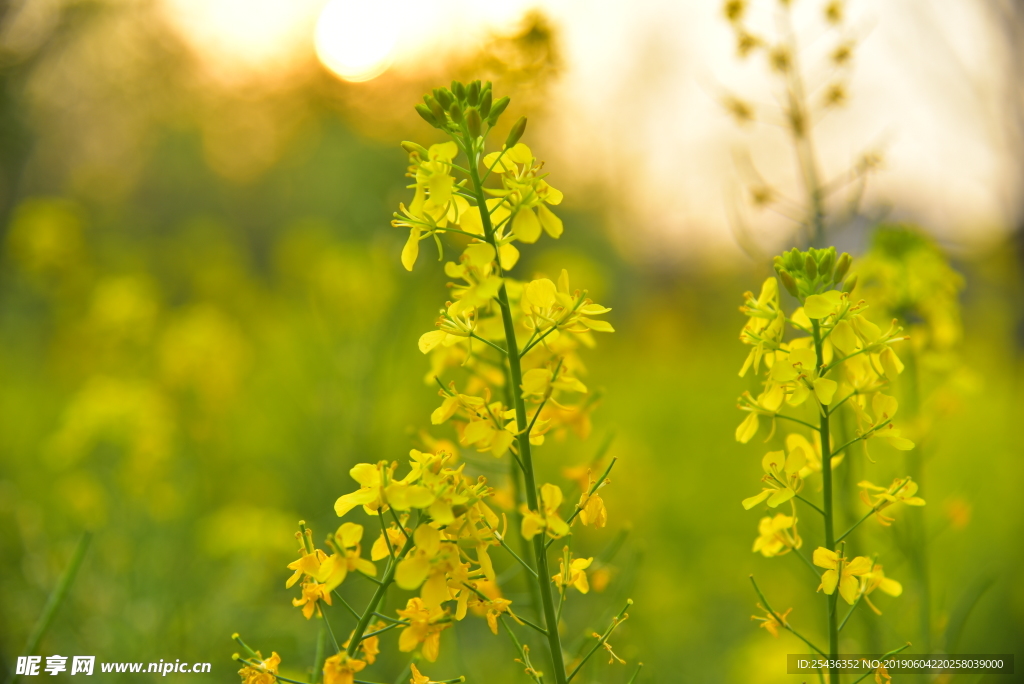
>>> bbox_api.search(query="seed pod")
[779,269,800,297]
[505,116,527,147]
[466,108,482,137]
[833,252,852,283]
[804,254,818,280]
[487,96,510,125]
[414,104,438,127]
[479,90,493,119]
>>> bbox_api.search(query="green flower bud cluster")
[414,80,524,146]
[773,246,855,300]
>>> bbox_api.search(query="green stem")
[838,593,863,632]
[793,492,826,517]
[774,412,821,432]
[312,625,326,684]
[566,600,632,682]
[749,576,826,657]
[812,320,840,684]
[836,509,873,544]
[548,457,618,550]
[465,134,568,684]
[8,532,91,684]
[791,547,822,581]
[470,333,508,356]
[345,521,417,657]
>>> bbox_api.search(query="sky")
[150,0,1024,261]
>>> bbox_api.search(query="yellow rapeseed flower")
[751,604,792,638]
[521,483,571,540]
[813,547,872,604]
[322,652,366,684]
[396,597,451,663]
[237,651,280,684]
[553,553,594,594]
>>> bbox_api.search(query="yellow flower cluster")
[738,247,923,674]
[236,80,630,684]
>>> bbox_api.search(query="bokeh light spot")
[315,0,401,83]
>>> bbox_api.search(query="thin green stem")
[377,511,397,560]
[465,134,568,684]
[500,618,544,684]
[794,492,826,517]
[492,528,539,578]
[812,319,840,684]
[234,658,309,684]
[346,516,418,657]
[774,412,821,432]
[547,457,619,550]
[362,622,404,640]
[836,510,874,545]
[333,591,362,621]
[791,547,822,580]
[749,576,826,656]
[566,599,632,682]
[838,593,863,632]
[320,605,341,653]
[470,333,508,356]
[371,612,408,625]
[520,326,557,358]
[311,626,326,684]
[8,532,91,684]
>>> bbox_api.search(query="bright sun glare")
[314,0,401,83]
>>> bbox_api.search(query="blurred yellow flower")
[858,477,925,526]
[322,652,366,684]
[751,604,791,638]
[237,651,279,684]
[752,513,802,557]
[862,564,902,615]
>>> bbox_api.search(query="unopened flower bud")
[467,80,480,106]
[466,108,482,137]
[426,96,446,123]
[435,88,453,109]
[449,103,464,123]
[479,89,493,119]
[488,96,510,125]
[833,252,852,283]
[779,269,799,297]
[506,116,527,147]
[818,248,835,278]
[804,254,818,280]
[842,274,858,293]
[401,141,430,157]
[451,80,466,101]
[414,104,438,127]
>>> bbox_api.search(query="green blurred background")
[1,1,1022,682]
